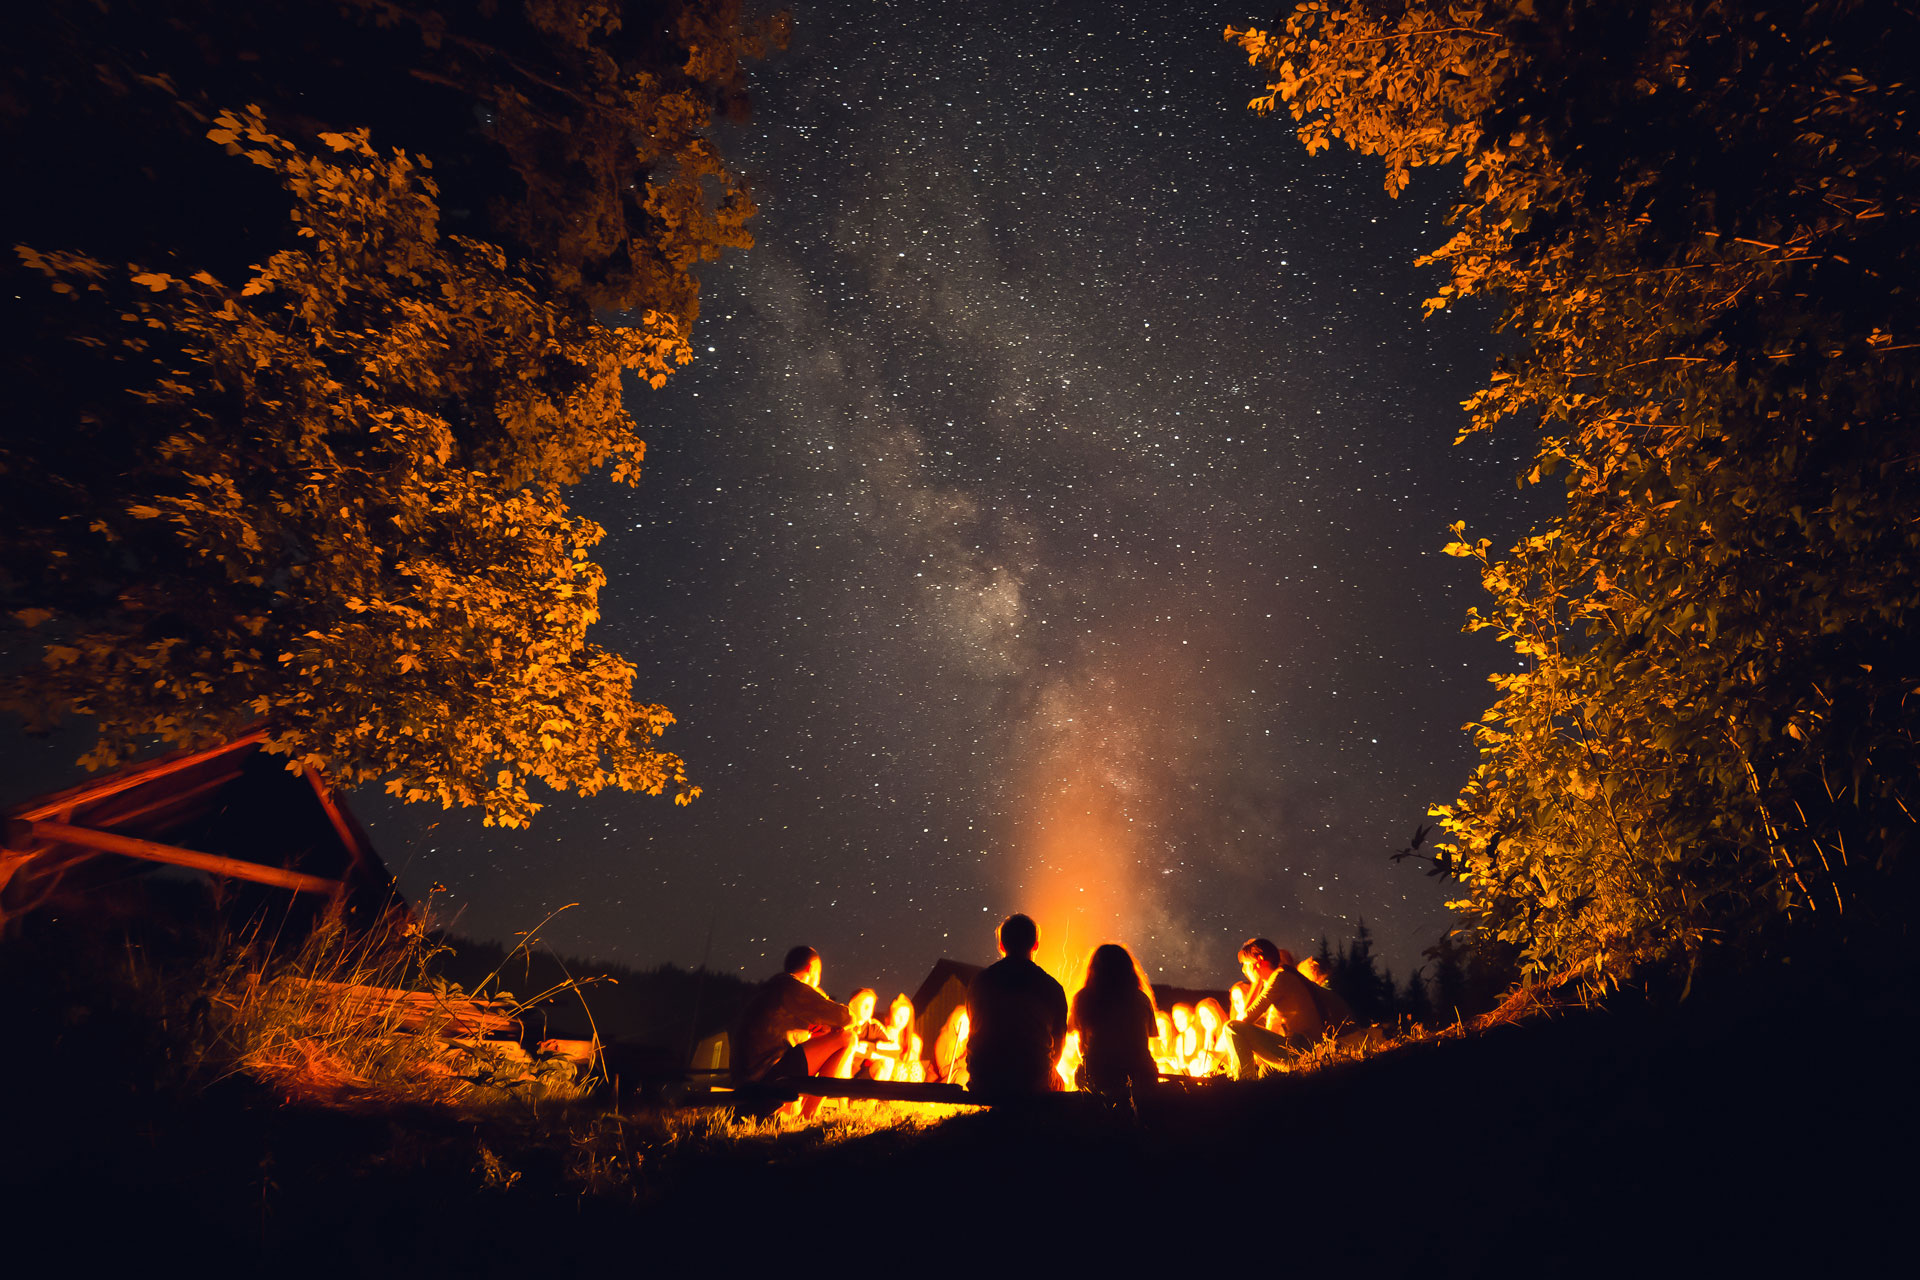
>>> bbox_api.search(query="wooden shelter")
[0,728,397,927]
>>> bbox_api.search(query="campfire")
[850,955,1234,1095]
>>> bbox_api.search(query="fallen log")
[668,1074,982,1108]
[287,977,518,1038]
[785,1075,979,1105]
[12,820,345,897]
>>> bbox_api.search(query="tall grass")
[197,897,592,1114]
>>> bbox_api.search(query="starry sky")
[8,1,1552,997]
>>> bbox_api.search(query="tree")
[2,1,785,825]
[1329,918,1397,1023]
[1231,2,1920,990]
[331,0,788,320]
[1425,933,1469,1023]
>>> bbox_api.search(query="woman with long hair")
[1068,942,1160,1101]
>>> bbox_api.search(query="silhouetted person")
[732,945,857,1088]
[1223,937,1326,1079]
[1069,943,1159,1102]
[965,913,1068,1099]
[1297,956,1356,1032]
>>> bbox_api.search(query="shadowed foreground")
[5,922,1907,1277]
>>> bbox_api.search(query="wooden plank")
[78,769,242,832]
[304,768,375,884]
[290,978,518,1037]
[17,820,344,896]
[787,1076,979,1105]
[10,727,269,823]
[676,1076,985,1110]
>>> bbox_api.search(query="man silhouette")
[964,913,1068,1100]
[732,945,857,1086]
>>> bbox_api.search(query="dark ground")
[3,896,1910,1279]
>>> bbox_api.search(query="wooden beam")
[11,727,270,823]
[80,769,242,832]
[15,820,344,897]
[786,1076,980,1105]
[287,978,518,1037]
[303,768,375,885]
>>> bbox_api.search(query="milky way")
[6,2,1552,996]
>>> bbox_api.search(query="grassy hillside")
[3,885,1906,1275]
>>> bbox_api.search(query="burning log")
[762,1075,980,1106]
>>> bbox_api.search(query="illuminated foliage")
[1232,1,1920,986]
[12,114,692,826]
[339,0,789,319]
[1,1,786,825]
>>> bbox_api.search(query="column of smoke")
[749,132,1224,989]
[1010,664,1200,990]
[830,419,1216,988]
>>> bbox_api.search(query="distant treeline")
[430,920,1519,1057]
[1315,920,1518,1029]
[431,933,756,1053]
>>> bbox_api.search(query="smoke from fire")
[1007,658,1206,990]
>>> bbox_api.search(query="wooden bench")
[666,1072,981,1109]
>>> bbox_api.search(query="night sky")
[7,1,1551,997]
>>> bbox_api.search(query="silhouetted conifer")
[1398,967,1431,1025]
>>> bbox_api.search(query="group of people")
[728,946,930,1097]
[731,914,1354,1111]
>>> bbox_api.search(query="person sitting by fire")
[1222,937,1326,1079]
[731,945,858,1100]
[1068,942,1159,1104]
[1297,955,1356,1034]
[965,912,1068,1099]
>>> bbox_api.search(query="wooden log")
[787,1076,980,1105]
[670,1076,985,1111]
[304,768,379,887]
[17,820,345,897]
[538,1038,600,1065]
[288,978,518,1037]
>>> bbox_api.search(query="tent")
[691,1028,729,1072]
[910,957,981,1054]
[0,727,397,927]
